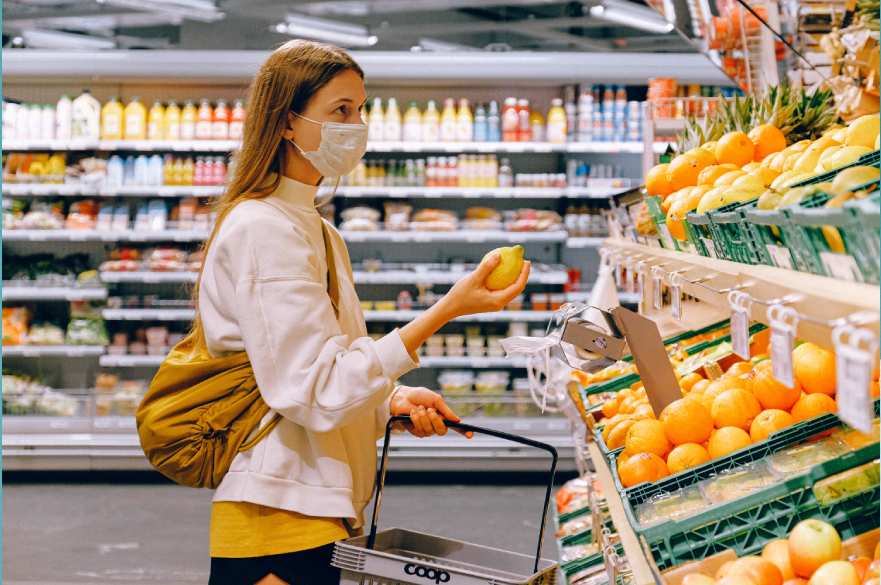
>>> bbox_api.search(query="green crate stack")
[844,193,881,283]
[685,210,716,258]
[789,150,881,189]
[743,205,798,269]
[645,195,679,251]
[706,199,764,264]
[779,192,836,275]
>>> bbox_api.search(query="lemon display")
[484,245,525,290]
[830,165,880,195]
[845,114,880,148]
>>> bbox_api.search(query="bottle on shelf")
[180,100,197,141]
[107,155,124,188]
[100,96,125,141]
[487,100,501,142]
[164,101,181,141]
[402,101,422,142]
[40,105,55,141]
[182,157,195,185]
[546,98,567,144]
[498,157,513,188]
[368,97,384,142]
[194,156,206,186]
[148,154,164,186]
[212,99,230,140]
[517,98,531,142]
[195,98,214,140]
[383,97,402,142]
[147,101,165,141]
[456,98,473,142]
[529,108,545,143]
[71,89,101,141]
[229,99,245,140]
[615,85,627,114]
[123,97,147,141]
[446,156,458,187]
[55,94,72,141]
[422,100,440,143]
[473,103,488,142]
[501,98,519,142]
[576,89,593,143]
[27,105,42,141]
[564,85,577,142]
[439,98,457,142]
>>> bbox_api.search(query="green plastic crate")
[843,193,881,283]
[743,206,797,269]
[707,199,764,264]
[644,441,880,570]
[685,210,717,258]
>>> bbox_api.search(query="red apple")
[807,560,859,585]
[788,519,842,578]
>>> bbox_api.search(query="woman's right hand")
[439,253,531,319]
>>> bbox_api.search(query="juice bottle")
[212,99,230,140]
[194,156,205,186]
[473,103,487,142]
[517,99,531,142]
[55,95,72,141]
[577,90,593,143]
[123,96,147,140]
[182,157,194,185]
[101,96,124,141]
[71,89,101,141]
[402,101,422,142]
[422,100,440,143]
[546,98,567,144]
[530,109,545,143]
[195,99,214,140]
[368,97,384,142]
[180,100,197,140]
[455,98,473,142]
[164,101,181,141]
[41,105,55,140]
[439,98,457,142]
[564,85,577,141]
[615,86,628,115]
[163,155,175,185]
[383,97,402,142]
[501,98,519,142]
[229,99,245,140]
[147,101,165,141]
[487,100,501,142]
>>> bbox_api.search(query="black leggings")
[208,543,340,585]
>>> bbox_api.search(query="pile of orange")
[606,340,878,488]
[680,519,880,585]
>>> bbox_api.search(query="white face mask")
[288,113,368,179]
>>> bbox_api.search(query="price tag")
[652,271,663,311]
[671,284,683,321]
[768,304,798,389]
[833,326,877,433]
[729,291,752,360]
[614,258,624,287]
[657,223,675,250]
[820,252,863,282]
[766,245,794,270]
[701,237,718,258]
[637,264,647,310]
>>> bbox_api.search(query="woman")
[197,40,530,585]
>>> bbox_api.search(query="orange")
[680,372,705,393]
[625,419,672,458]
[793,342,836,395]
[763,539,796,580]
[708,426,753,458]
[698,163,739,185]
[667,154,706,191]
[691,379,711,395]
[717,561,736,579]
[601,397,620,418]
[660,398,714,445]
[711,387,762,430]
[749,124,788,161]
[726,361,754,377]
[618,452,669,487]
[646,163,673,197]
[790,394,837,422]
[852,557,872,581]
[667,197,697,241]
[607,418,638,450]
[727,556,784,585]
[752,360,802,410]
[716,131,756,167]
[633,403,656,420]
[667,443,711,474]
[750,409,796,442]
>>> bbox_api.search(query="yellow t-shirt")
[210,501,349,558]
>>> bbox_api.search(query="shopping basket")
[332,415,560,585]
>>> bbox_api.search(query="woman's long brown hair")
[189,39,363,350]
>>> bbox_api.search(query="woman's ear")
[281,111,297,142]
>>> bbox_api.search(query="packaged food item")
[700,461,778,504]
[55,95,72,141]
[636,485,707,527]
[340,206,381,231]
[66,200,98,230]
[767,436,850,475]
[812,461,881,505]
[29,322,65,345]
[411,208,458,231]
[438,370,474,395]
[228,99,245,141]
[560,543,600,564]
[212,99,229,140]
[180,100,197,141]
[396,290,413,310]
[444,334,465,349]
[383,202,412,231]
[147,101,165,141]
[164,101,181,141]
[475,371,509,394]
[832,419,881,450]
[359,301,373,311]
[374,301,396,312]
[195,98,214,140]
[3,307,30,345]
[71,89,100,141]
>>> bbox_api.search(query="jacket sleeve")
[224,207,418,433]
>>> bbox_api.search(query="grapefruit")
[763,539,796,580]
[646,163,673,197]
[728,556,783,585]
[749,125,787,161]
[807,560,859,585]
[716,131,756,166]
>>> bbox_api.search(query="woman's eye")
[336,105,349,115]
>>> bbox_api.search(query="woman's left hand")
[390,386,471,438]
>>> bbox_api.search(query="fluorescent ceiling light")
[96,0,225,23]
[280,13,378,47]
[20,28,116,49]
[589,0,674,34]
[417,37,474,52]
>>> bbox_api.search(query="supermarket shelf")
[99,354,163,367]
[101,308,195,321]
[3,345,105,357]
[99,271,197,283]
[2,284,108,301]
[365,310,555,323]
[653,119,688,134]
[3,229,209,242]
[565,237,606,248]
[352,269,568,285]
[0,139,238,152]
[2,183,225,197]
[341,230,568,243]
[333,186,627,199]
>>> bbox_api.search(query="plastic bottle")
[133,155,149,185]
[473,103,488,142]
[194,156,206,186]
[456,98,473,142]
[195,99,213,140]
[440,98,457,142]
[368,97,384,142]
[501,98,519,142]
[40,105,55,141]
[402,101,422,143]
[182,157,195,186]
[147,101,165,141]
[124,97,147,141]
[100,96,124,141]
[229,99,245,140]
[180,100,197,141]
[71,89,101,141]
[55,95,72,141]
[615,86,627,114]
[123,155,136,185]
[164,101,181,141]
[27,105,42,141]
[517,99,531,142]
[163,155,175,185]
[212,99,230,140]
[106,155,124,188]
[498,158,513,188]
[577,89,593,143]
[149,154,164,186]
[529,109,545,143]
[546,98,567,144]
[422,100,440,143]
[383,97,402,142]
[487,100,501,142]
[3,102,18,142]
[564,86,577,142]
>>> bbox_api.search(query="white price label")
[833,327,877,433]
[820,252,863,282]
[766,245,794,270]
[615,261,623,287]
[701,237,718,258]
[653,275,662,310]
[671,284,683,321]
[731,308,750,360]
[770,328,795,388]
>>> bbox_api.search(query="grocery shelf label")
[671,284,682,321]
[833,325,876,433]
[768,304,798,389]
[820,252,863,283]
[652,275,662,311]
[766,245,794,270]
[729,291,751,360]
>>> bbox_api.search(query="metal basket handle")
[367,415,559,574]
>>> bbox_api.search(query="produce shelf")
[2,183,225,197]
[99,271,197,283]
[3,345,105,357]
[101,308,195,321]
[340,230,569,243]
[99,354,163,367]
[3,229,210,242]
[566,237,607,248]
[2,284,108,301]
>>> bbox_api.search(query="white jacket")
[199,175,418,526]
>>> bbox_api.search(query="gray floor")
[4,481,558,585]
